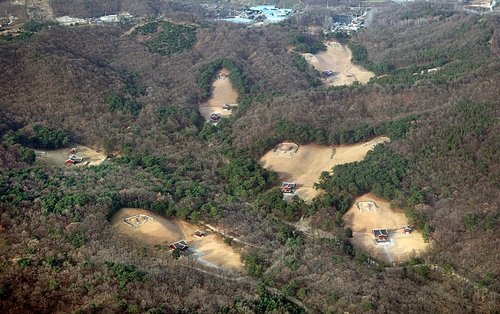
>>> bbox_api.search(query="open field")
[344,194,429,264]
[188,233,244,273]
[110,208,244,273]
[259,137,389,201]
[34,144,107,167]
[199,68,239,122]
[111,208,198,246]
[303,41,375,86]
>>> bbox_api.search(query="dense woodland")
[1,1,500,313]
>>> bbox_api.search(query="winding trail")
[174,260,312,312]
[383,245,395,266]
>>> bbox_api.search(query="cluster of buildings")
[330,12,367,33]
[223,5,294,24]
[65,148,83,166]
[55,12,138,26]
[0,14,18,27]
[463,0,498,14]
[169,231,205,253]
[372,226,412,244]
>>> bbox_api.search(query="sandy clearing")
[110,208,197,246]
[199,68,239,122]
[304,41,375,86]
[34,144,107,167]
[110,208,244,273]
[258,136,389,201]
[189,233,244,273]
[344,194,429,264]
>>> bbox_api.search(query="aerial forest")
[1,1,500,313]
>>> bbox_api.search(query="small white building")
[99,15,119,23]
[55,16,88,26]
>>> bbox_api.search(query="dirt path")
[203,223,254,248]
[171,261,311,312]
[122,18,198,37]
[383,245,394,266]
[198,68,238,122]
[122,21,148,37]
[258,137,389,201]
[305,41,375,86]
[344,194,429,264]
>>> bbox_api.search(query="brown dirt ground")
[188,233,244,273]
[304,41,375,86]
[344,194,429,264]
[110,208,244,273]
[34,144,107,167]
[111,208,194,245]
[258,137,389,201]
[198,68,239,122]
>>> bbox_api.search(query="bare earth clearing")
[344,194,429,264]
[259,137,389,201]
[199,68,239,122]
[303,41,375,86]
[34,145,107,167]
[111,208,244,273]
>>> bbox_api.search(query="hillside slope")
[1,2,500,313]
